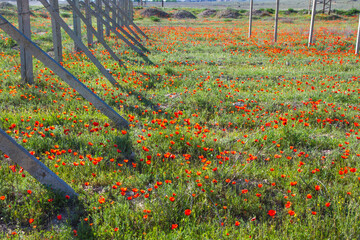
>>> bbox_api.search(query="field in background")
[0,5,360,239]
[145,0,359,11]
[0,0,359,10]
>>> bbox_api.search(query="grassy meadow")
[0,5,360,239]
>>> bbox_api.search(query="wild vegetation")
[0,6,360,239]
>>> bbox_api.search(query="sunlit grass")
[0,6,359,239]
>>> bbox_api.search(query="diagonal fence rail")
[0,129,77,197]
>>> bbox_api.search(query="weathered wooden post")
[85,0,94,46]
[116,0,121,25]
[120,0,124,26]
[16,0,33,84]
[126,0,130,25]
[72,0,82,52]
[67,0,123,63]
[0,14,129,129]
[356,13,360,55]
[89,1,148,53]
[274,0,279,42]
[308,0,316,47]
[105,0,111,36]
[129,0,133,21]
[0,129,77,197]
[96,0,104,39]
[49,0,62,62]
[249,0,253,38]
[40,0,120,86]
[102,0,144,41]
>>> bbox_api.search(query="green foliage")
[287,8,297,13]
[344,8,360,16]
[150,16,161,22]
[0,37,16,49]
[334,8,359,16]
[0,8,360,239]
[60,12,71,18]
[266,8,275,14]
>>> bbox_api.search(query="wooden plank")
[0,14,129,129]
[356,13,360,55]
[274,0,279,42]
[110,0,117,23]
[67,0,123,64]
[49,0,63,62]
[81,1,143,55]
[72,0,82,52]
[129,0,133,21]
[110,0,148,40]
[96,0,104,40]
[39,0,120,87]
[105,0,111,36]
[112,0,123,26]
[85,0,93,46]
[308,0,316,47]
[249,0,253,38]
[89,2,149,53]
[124,0,128,25]
[102,0,143,41]
[114,0,120,24]
[16,0,33,84]
[119,0,124,26]
[0,129,77,197]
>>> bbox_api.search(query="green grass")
[0,6,360,239]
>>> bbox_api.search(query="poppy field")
[0,6,360,239]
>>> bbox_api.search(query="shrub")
[266,8,275,14]
[150,16,160,22]
[345,8,359,16]
[61,13,71,18]
[288,8,297,13]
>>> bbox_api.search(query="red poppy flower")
[288,210,295,216]
[268,209,276,216]
[184,209,191,216]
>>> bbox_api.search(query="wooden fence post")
[85,0,94,46]
[125,0,129,25]
[89,2,148,53]
[67,0,123,64]
[49,0,63,62]
[249,0,253,38]
[102,0,145,41]
[72,0,82,52]
[356,13,360,55]
[40,0,120,86]
[120,0,124,26]
[308,0,316,47]
[0,129,77,197]
[115,0,120,25]
[274,0,279,42]
[0,14,129,129]
[105,0,111,36]
[96,0,104,40]
[16,0,33,84]
[129,0,133,21]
